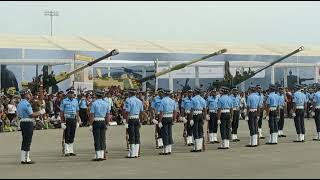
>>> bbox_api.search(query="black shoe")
[91,158,100,161]
[187,144,193,146]
[64,153,70,157]
[245,144,254,147]
[125,156,135,158]
[167,152,171,155]
[213,141,220,143]
[265,142,277,145]
[190,149,201,152]
[209,142,215,144]
[218,147,229,149]
[313,138,320,141]
[259,137,266,139]
[293,140,303,143]
[159,152,168,155]
[232,139,240,142]
[69,153,77,156]
[21,161,35,164]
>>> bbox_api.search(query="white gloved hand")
[265,116,269,121]
[152,119,159,125]
[311,112,315,117]
[218,120,221,125]
[245,116,249,121]
[190,120,194,127]
[182,117,188,124]
[292,113,296,117]
[125,123,129,129]
[179,116,184,122]
[206,114,210,121]
[158,122,163,128]
[122,119,126,124]
[243,109,247,115]
[39,109,46,115]
[89,125,92,132]
[77,123,80,128]
[61,123,66,130]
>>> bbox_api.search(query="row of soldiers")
[16,83,320,164]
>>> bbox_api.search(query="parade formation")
[3,46,320,165]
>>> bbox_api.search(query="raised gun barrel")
[53,49,119,85]
[138,49,227,83]
[233,46,304,86]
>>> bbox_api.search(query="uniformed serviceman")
[256,85,266,139]
[206,88,219,144]
[217,86,233,149]
[312,85,320,141]
[158,89,176,155]
[60,87,80,156]
[265,84,280,145]
[277,86,287,137]
[230,87,241,142]
[292,84,307,142]
[245,85,260,147]
[151,88,163,149]
[190,88,207,152]
[89,90,110,161]
[181,89,194,146]
[124,88,144,158]
[17,89,44,164]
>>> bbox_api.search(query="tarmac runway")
[0,118,320,179]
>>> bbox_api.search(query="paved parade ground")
[1,118,320,179]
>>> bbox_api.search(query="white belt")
[163,113,173,118]
[221,109,230,113]
[129,115,139,119]
[270,107,277,111]
[249,109,257,112]
[296,106,304,109]
[193,110,202,115]
[233,108,239,111]
[185,110,191,114]
[316,106,320,109]
[94,118,105,121]
[64,114,76,118]
[279,106,284,109]
[156,112,160,115]
[20,118,34,122]
[209,110,217,113]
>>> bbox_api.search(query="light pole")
[44,10,59,36]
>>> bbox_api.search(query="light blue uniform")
[152,96,162,114]
[230,95,241,109]
[217,95,233,109]
[159,96,176,114]
[278,93,285,108]
[313,91,320,106]
[90,99,110,118]
[181,97,192,112]
[207,96,219,111]
[293,91,307,106]
[267,92,279,108]
[247,93,260,109]
[125,96,143,116]
[79,98,88,109]
[60,98,80,116]
[191,95,207,110]
[256,93,264,109]
[17,99,33,118]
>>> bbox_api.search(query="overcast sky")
[0,1,319,44]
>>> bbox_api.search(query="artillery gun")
[209,46,304,90]
[94,49,227,90]
[21,49,119,94]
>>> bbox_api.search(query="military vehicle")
[93,49,227,90]
[209,46,304,90]
[21,49,119,94]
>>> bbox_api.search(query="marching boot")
[245,136,253,147]
[135,144,140,157]
[159,145,168,155]
[293,134,302,142]
[69,143,76,156]
[190,139,199,152]
[126,144,135,158]
[209,133,214,143]
[187,136,192,146]
[218,140,226,149]
[20,151,26,164]
[22,151,35,164]
[272,133,278,144]
[64,144,70,157]
[301,134,305,142]
[252,134,258,147]
[167,145,172,155]
[313,132,320,141]
[92,151,99,161]
[157,138,163,149]
[197,138,203,152]
[258,128,265,139]
[266,134,273,144]
[213,133,219,143]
